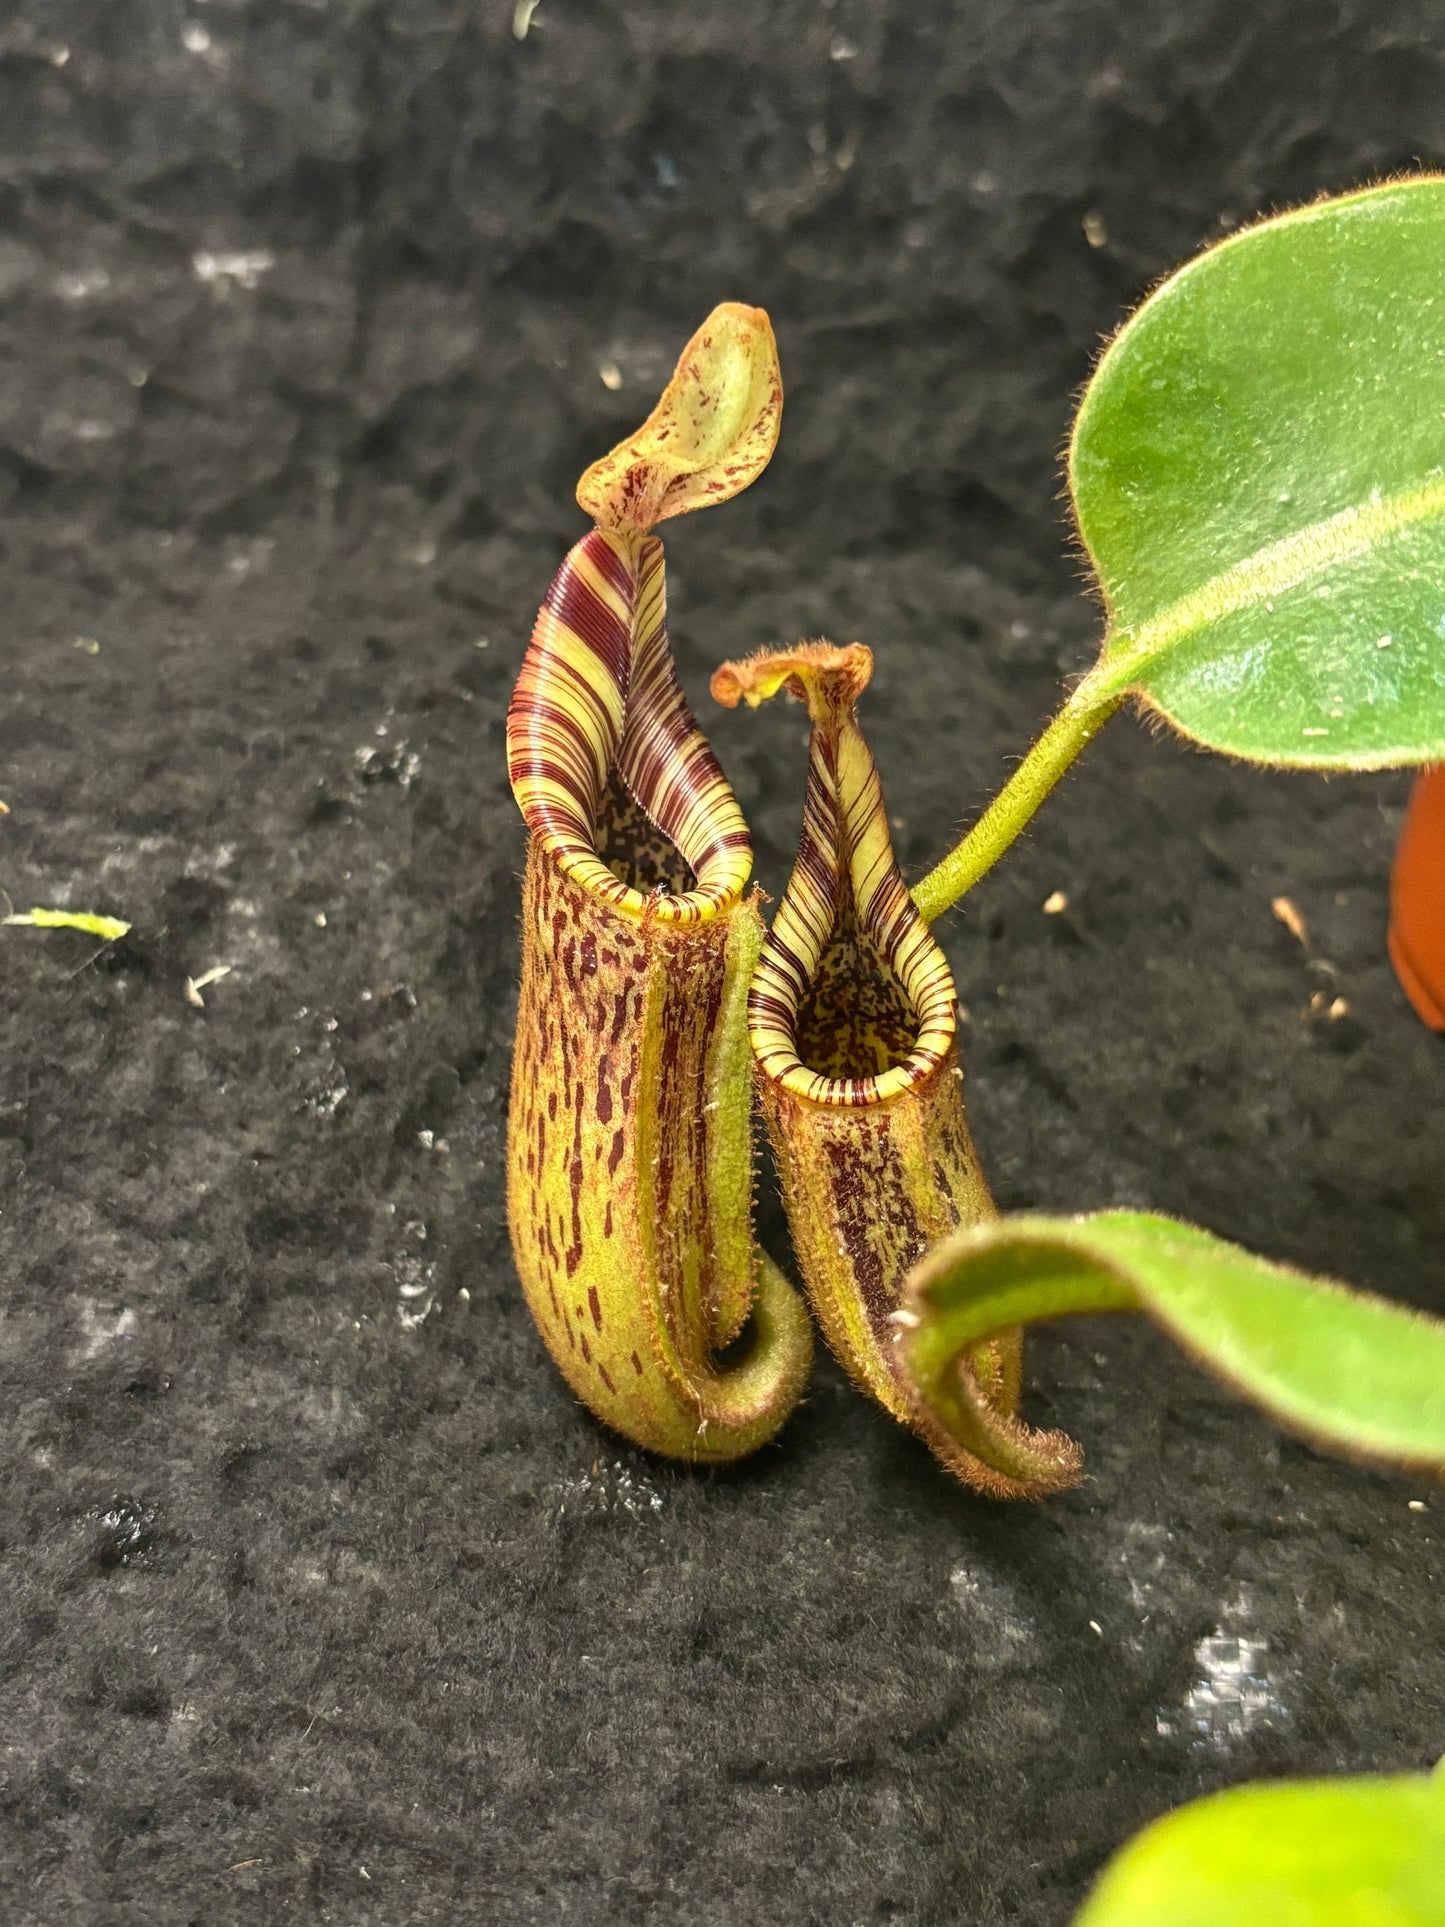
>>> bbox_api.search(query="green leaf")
[1074,1769,1445,1927]
[902,1211,1445,1476]
[1071,177,1445,768]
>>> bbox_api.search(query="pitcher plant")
[506,178,1445,1496]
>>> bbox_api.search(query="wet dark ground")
[2,4,1444,1922]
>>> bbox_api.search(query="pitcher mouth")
[508,528,753,926]
[710,641,957,1105]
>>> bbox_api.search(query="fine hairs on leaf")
[913,174,1445,922]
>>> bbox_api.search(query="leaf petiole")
[911,670,1123,923]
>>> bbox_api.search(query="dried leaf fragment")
[1271,895,1308,946]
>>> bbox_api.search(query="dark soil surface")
[2,4,1443,1922]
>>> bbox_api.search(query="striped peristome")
[714,642,957,1105]
[506,527,752,926]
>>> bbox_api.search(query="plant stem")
[910,673,1124,923]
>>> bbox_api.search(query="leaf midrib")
[1096,471,1445,691]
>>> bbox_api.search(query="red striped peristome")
[710,642,956,1104]
[506,526,752,925]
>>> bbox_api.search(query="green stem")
[910,672,1124,923]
